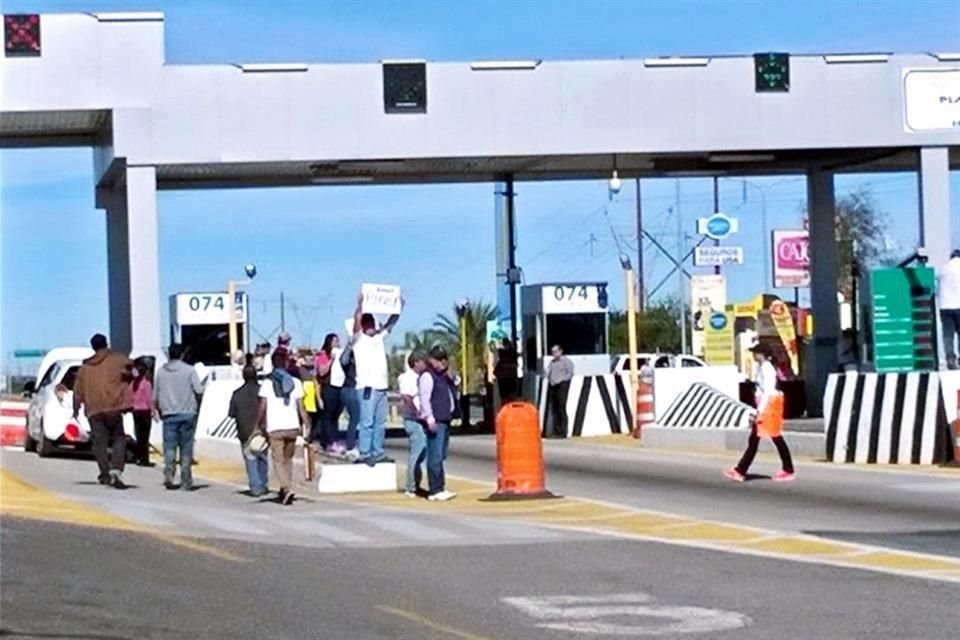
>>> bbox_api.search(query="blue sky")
[2,0,960,372]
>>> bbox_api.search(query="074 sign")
[187,294,225,313]
[553,285,590,302]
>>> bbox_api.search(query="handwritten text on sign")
[361,283,402,315]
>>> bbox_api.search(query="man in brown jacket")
[73,333,134,489]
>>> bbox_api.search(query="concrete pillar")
[918,147,952,269]
[97,166,162,355]
[805,167,839,416]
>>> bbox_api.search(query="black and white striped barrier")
[536,375,632,437]
[657,383,754,429]
[823,372,957,465]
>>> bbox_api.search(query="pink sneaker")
[723,468,745,483]
[772,470,796,482]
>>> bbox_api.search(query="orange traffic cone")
[485,401,559,501]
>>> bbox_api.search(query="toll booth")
[520,282,610,379]
[168,291,248,366]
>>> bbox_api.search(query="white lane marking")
[274,517,370,544]
[192,511,270,536]
[503,592,751,636]
[887,481,960,494]
[359,515,458,540]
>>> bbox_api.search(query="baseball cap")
[278,331,292,343]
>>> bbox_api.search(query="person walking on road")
[229,358,269,497]
[937,249,960,370]
[418,346,458,501]
[154,343,206,491]
[130,360,154,466]
[398,352,428,497]
[545,344,574,438]
[260,351,308,505]
[352,293,402,466]
[73,333,134,489]
[725,344,795,483]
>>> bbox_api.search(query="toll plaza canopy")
[1,11,958,409]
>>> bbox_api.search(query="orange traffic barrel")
[486,401,559,501]
[632,365,655,440]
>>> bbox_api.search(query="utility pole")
[713,176,721,276]
[588,233,598,258]
[280,291,286,333]
[676,179,687,355]
[636,178,645,312]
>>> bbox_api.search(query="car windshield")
[61,366,80,391]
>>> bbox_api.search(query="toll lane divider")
[329,473,960,584]
[535,375,632,437]
[824,372,957,465]
[0,399,29,447]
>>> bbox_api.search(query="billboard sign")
[696,212,739,240]
[772,230,810,288]
[694,246,744,266]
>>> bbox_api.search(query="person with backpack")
[259,351,308,505]
[229,357,269,497]
[724,343,795,483]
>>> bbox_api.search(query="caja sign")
[772,229,810,288]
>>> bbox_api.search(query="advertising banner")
[772,230,810,288]
[690,275,727,358]
[769,300,798,374]
[704,307,735,366]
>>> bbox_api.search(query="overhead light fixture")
[708,153,775,163]
[470,60,541,71]
[643,57,710,68]
[608,155,622,198]
[234,63,308,73]
[823,53,889,64]
[310,176,375,185]
[88,12,164,22]
[934,52,960,62]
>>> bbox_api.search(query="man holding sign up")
[352,285,404,466]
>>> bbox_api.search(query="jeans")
[320,385,344,448]
[735,425,794,475]
[403,418,427,492]
[89,411,126,476]
[426,421,449,495]
[340,387,360,450]
[357,388,387,459]
[941,309,960,368]
[547,381,570,437]
[241,444,269,494]
[162,413,196,489]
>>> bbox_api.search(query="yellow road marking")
[375,605,493,640]
[0,468,243,563]
[644,522,764,542]
[735,536,856,556]
[845,551,960,572]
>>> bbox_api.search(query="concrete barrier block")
[640,425,826,458]
[316,462,397,494]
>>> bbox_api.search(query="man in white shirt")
[259,352,308,505]
[398,352,427,497]
[352,292,403,466]
[937,250,960,370]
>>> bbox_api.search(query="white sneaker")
[345,448,360,462]
[428,490,457,502]
[403,490,418,498]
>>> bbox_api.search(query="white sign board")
[361,283,402,315]
[696,212,738,240]
[693,246,744,266]
[541,283,604,314]
[904,69,960,132]
[690,274,727,357]
[174,292,247,325]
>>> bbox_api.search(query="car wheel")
[36,425,55,458]
[24,431,37,453]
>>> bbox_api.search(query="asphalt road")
[389,435,960,558]
[3,444,960,639]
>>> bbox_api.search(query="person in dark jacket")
[73,333,134,489]
[418,346,458,502]
[229,359,268,497]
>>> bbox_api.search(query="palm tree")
[433,300,498,393]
